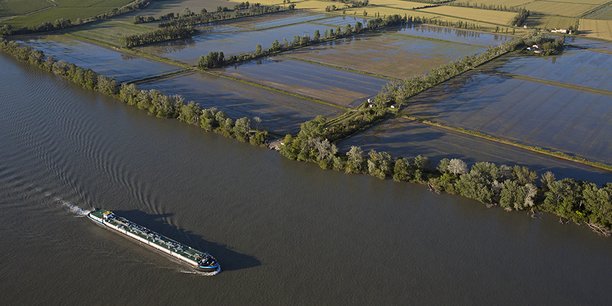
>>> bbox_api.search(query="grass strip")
[127,69,193,84]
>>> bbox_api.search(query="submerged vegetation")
[0,39,268,146]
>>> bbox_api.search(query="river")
[1,54,611,305]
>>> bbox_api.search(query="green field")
[0,0,53,17]
[1,0,134,28]
[69,20,156,47]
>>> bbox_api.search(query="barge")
[88,209,220,275]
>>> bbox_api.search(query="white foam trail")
[178,269,220,276]
[52,196,91,217]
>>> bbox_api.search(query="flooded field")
[397,24,512,47]
[221,57,387,108]
[289,33,485,79]
[139,18,337,65]
[22,37,180,82]
[402,72,612,164]
[3,53,611,305]
[567,36,612,51]
[138,72,342,134]
[246,12,329,30]
[337,118,611,184]
[495,48,612,92]
[312,15,369,27]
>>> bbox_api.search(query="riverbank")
[1,29,610,237]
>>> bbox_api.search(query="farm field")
[220,57,388,107]
[525,15,578,30]
[245,11,328,29]
[248,0,528,32]
[131,0,240,18]
[567,36,612,50]
[137,16,338,65]
[579,18,612,41]
[288,32,485,79]
[452,0,534,6]
[138,72,343,134]
[522,1,598,17]
[1,0,134,28]
[68,20,157,47]
[418,6,518,25]
[337,118,612,184]
[396,23,512,46]
[494,48,612,92]
[311,15,369,27]
[0,0,52,18]
[402,71,612,164]
[21,36,180,82]
[225,12,365,30]
[584,3,612,19]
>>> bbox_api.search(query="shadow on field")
[114,209,261,271]
[138,71,342,135]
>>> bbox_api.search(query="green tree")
[392,158,410,182]
[271,39,281,52]
[345,146,365,174]
[543,178,584,223]
[200,108,218,131]
[582,183,612,228]
[367,150,392,179]
[233,117,251,142]
[178,101,201,125]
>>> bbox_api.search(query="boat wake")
[178,268,222,276]
[53,197,91,216]
[33,186,91,216]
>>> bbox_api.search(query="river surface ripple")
[0,54,611,305]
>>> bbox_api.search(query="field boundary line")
[238,13,334,32]
[204,70,349,111]
[579,0,612,18]
[384,31,491,48]
[357,4,516,28]
[401,115,612,172]
[283,55,399,80]
[499,72,612,96]
[126,69,193,84]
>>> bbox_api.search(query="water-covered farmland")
[290,33,486,79]
[337,118,611,184]
[402,72,612,164]
[397,23,512,46]
[138,72,343,134]
[495,48,612,92]
[138,18,338,65]
[221,57,388,108]
[22,37,180,82]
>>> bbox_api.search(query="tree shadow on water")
[114,209,261,272]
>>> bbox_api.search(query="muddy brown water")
[1,54,612,305]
